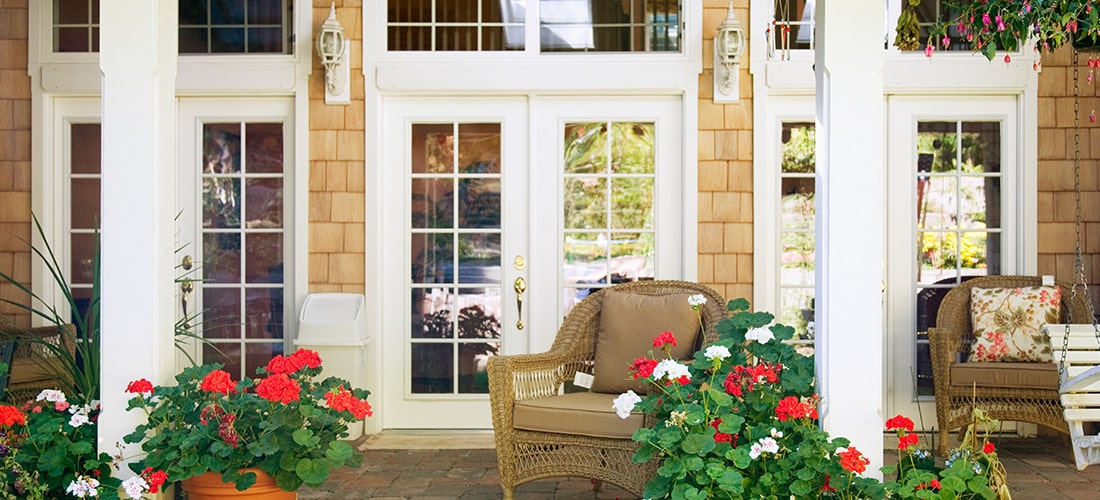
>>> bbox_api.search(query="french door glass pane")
[68,123,101,323]
[914,119,1002,396]
[541,0,679,52]
[409,122,503,394]
[200,121,285,378]
[779,122,815,341]
[562,122,655,313]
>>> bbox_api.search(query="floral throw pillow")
[968,286,1061,362]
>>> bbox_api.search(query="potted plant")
[896,0,1099,60]
[120,348,372,498]
[613,297,1009,499]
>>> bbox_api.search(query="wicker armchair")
[487,280,727,499]
[929,275,1091,455]
[0,324,77,403]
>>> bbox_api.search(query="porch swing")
[1042,49,1100,471]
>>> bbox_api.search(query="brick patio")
[302,436,1100,499]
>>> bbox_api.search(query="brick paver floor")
[302,437,1100,499]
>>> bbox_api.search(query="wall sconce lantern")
[713,3,745,103]
[317,3,349,105]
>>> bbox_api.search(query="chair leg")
[937,427,950,457]
[503,488,514,500]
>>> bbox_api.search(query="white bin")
[295,293,370,440]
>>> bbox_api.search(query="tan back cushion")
[590,291,700,394]
[968,286,1060,362]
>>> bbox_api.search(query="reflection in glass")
[203,123,241,173]
[457,124,502,173]
[779,121,816,342]
[246,342,283,378]
[411,343,454,393]
[413,124,455,174]
[539,0,680,52]
[69,233,97,285]
[245,233,282,283]
[458,178,501,229]
[245,287,283,339]
[71,179,101,230]
[457,289,502,340]
[203,233,242,283]
[564,123,607,174]
[610,178,653,229]
[202,287,241,339]
[610,123,655,174]
[457,234,501,284]
[411,233,453,283]
[245,123,283,174]
[412,178,455,229]
[204,342,241,377]
[70,123,102,175]
[563,177,607,229]
[458,342,499,393]
[412,288,455,339]
[245,178,283,228]
[917,177,958,230]
[203,178,242,229]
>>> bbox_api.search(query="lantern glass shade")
[318,29,345,65]
[718,23,744,62]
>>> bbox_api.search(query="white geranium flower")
[749,442,763,459]
[703,345,731,361]
[652,359,691,381]
[65,476,100,498]
[688,294,707,307]
[69,412,89,428]
[745,326,775,344]
[759,436,779,454]
[612,390,642,419]
[36,389,66,403]
[770,427,784,438]
[121,476,149,499]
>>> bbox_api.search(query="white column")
[98,0,178,473]
[814,0,886,477]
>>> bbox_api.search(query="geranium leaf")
[325,441,354,461]
[68,440,93,455]
[275,469,304,491]
[292,428,320,447]
[680,433,716,455]
[790,479,812,496]
[295,457,331,486]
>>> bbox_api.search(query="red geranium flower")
[0,405,26,427]
[885,414,914,431]
[652,331,677,348]
[126,378,154,394]
[324,386,373,419]
[897,432,919,450]
[775,396,818,421]
[200,369,236,394]
[984,442,996,454]
[629,357,658,379]
[255,373,302,404]
[838,446,869,475]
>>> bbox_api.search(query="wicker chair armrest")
[928,326,960,387]
[488,350,587,403]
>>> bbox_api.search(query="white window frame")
[27,2,313,347]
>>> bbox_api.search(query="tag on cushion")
[968,286,1061,362]
[573,372,594,389]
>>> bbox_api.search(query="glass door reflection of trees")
[562,122,655,313]
[914,120,1002,396]
[410,123,502,395]
[779,122,815,344]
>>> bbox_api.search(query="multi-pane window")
[769,0,815,57]
[179,0,293,54]
[54,0,100,53]
[914,120,1002,395]
[387,0,680,52]
[52,1,293,54]
[409,123,503,394]
[778,122,815,341]
[561,122,655,313]
[904,0,972,52]
[68,123,102,320]
[199,122,287,378]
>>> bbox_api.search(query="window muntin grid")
[778,122,815,342]
[53,0,100,52]
[179,0,293,54]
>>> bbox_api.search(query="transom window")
[386,0,680,52]
[769,0,814,56]
[51,0,293,54]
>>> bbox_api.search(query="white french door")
[886,96,1018,424]
[178,99,295,379]
[378,96,683,428]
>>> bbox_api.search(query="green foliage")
[124,350,372,493]
[917,1,1100,61]
[0,395,122,499]
[622,299,1010,499]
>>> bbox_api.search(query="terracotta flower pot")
[180,469,296,499]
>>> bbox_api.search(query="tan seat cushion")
[513,392,644,439]
[591,291,700,394]
[950,362,1059,390]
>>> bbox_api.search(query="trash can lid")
[300,293,364,324]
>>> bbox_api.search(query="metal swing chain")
[1061,49,1100,377]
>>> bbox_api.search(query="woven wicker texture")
[0,324,76,403]
[930,276,1090,456]
[487,280,727,499]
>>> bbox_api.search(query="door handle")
[514,277,527,330]
[180,255,195,330]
